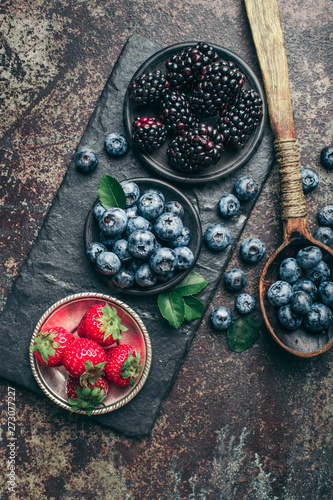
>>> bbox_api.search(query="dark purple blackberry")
[159,91,198,135]
[190,60,246,117]
[216,89,263,148]
[128,70,170,106]
[165,42,219,90]
[131,116,167,153]
[167,123,224,173]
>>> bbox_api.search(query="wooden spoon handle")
[244,0,308,229]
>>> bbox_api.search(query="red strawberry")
[77,303,128,347]
[66,375,109,416]
[30,326,74,366]
[62,338,106,380]
[104,344,142,387]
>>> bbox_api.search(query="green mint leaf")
[97,174,126,209]
[227,315,259,353]
[157,292,185,329]
[173,271,209,297]
[183,296,204,321]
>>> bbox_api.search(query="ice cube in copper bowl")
[29,293,152,416]
[84,177,202,296]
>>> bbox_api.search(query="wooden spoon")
[244,0,333,357]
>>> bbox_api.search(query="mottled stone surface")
[1,0,332,498]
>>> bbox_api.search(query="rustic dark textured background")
[1,1,332,498]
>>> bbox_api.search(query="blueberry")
[300,168,319,193]
[112,239,132,263]
[137,191,165,221]
[135,263,158,287]
[240,237,266,264]
[204,224,231,252]
[125,205,139,219]
[267,280,293,307]
[96,251,121,276]
[127,259,143,273]
[318,281,333,307]
[296,246,322,270]
[170,227,191,248]
[157,271,174,283]
[279,258,302,283]
[173,246,194,270]
[320,145,333,170]
[104,132,128,157]
[142,188,165,203]
[306,260,330,285]
[112,267,135,288]
[126,216,152,236]
[218,194,240,217]
[292,279,317,301]
[150,247,176,275]
[303,303,332,332]
[318,206,333,227]
[234,176,258,201]
[278,304,303,331]
[86,242,107,264]
[164,200,184,218]
[290,290,312,315]
[75,148,98,174]
[154,213,184,242]
[120,181,140,207]
[224,269,247,292]
[128,230,156,260]
[99,231,122,248]
[99,208,128,237]
[313,226,333,247]
[235,294,255,314]
[93,202,106,221]
[210,306,233,331]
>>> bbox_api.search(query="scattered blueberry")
[86,242,107,264]
[93,202,106,221]
[150,247,176,274]
[313,226,333,247]
[318,206,333,227]
[75,148,98,174]
[300,168,319,194]
[303,303,332,332]
[267,280,293,307]
[112,268,135,288]
[128,230,156,260]
[318,281,333,307]
[234,176,258,201]
[112,239,132,263]
[279,258,302,283]
[224,269,247,292]
[290,290,312,315]
[96,251,121,276]
[296,246,322,270]
[306,260,330,285]
[154,213,184,241]
[135,263,158,287]
[137,190,164,221]
[204,224,231,252]
[170,226,191,248]
[164,201,184,218]
[235,294,255,315]
[218,194,240,217]
[278,304,302,331]
[99,208,128,237]
[104,133,128,157]
[320,145,333,170]
[126,216,152,236]
[125,205,139,219]
[120,181,140,207]
[240,237,265,264]
[210,306,233,331]
[173,246,194,270]
[292,279,317,302]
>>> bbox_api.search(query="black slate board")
[0,35,274,437]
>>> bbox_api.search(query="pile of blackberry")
[128,42,263,174]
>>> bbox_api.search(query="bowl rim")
[123,40,267,185]
[29,292,152,415]
[84,176,203,296]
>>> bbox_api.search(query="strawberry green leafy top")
[97,303,128,342]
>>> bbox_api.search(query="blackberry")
[216,89,263,148]
[165,42,219,90]
[128,70,170,106]
[131,116,167,153]
[159,91,197,135]
[190,60,246,117]
[167,123,224,173]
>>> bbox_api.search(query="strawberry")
[62,338,106,381]
[30,326,74,366]
[104,344,142,387]
[67,375,109,416]
[77,302,128,347]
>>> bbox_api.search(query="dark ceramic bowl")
[123,41,266,185]
[84,177,202,295]
[29,293,152,415]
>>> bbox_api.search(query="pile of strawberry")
[30,302,142,416]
